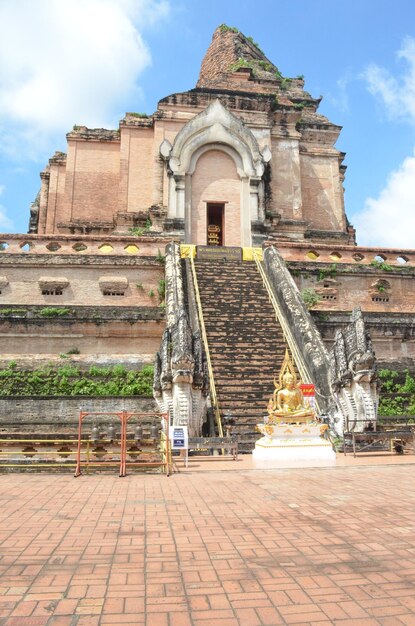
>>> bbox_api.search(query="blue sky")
[1,0,415,247]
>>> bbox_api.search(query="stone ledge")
[0,255,165,267]
[0,305,165,322]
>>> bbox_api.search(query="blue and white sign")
[170,426,188,450]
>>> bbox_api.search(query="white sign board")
[169,426,189,467]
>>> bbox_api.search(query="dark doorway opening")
[206,203,224,246]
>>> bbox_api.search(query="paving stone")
[0,463,414,625]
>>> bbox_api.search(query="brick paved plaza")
[1,463,415,626]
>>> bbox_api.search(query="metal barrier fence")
[0,411,171,476]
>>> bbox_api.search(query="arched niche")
[189,147,241,246]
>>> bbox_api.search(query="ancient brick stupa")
[0,25,413,452]
[30,24,350,249]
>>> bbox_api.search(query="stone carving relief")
[330,307,379,434]
[153,242,209,436]
[29,191,40,234]
[263,246,335,420]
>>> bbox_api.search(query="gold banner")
[180,244,196,259]
[180,245,263,261]
[242,247,263,261]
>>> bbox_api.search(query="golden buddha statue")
[267,351,316,424]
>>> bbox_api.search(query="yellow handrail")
[189,255,223,437]
[253,250,321,413]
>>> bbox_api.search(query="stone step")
[194,258,289,450]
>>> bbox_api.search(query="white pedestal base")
[252,436,336,463]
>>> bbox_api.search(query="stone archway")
[162,99,270,246]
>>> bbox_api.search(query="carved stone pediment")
[38,276,69,290]
[168,99,265,178]
[98,276,128,292]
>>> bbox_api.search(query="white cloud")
[363,37,415,124]
[328,73,351,114]
[0,0,169,160]
[0,208,13,231]
[0,186,14,231]
[357,38,415,248]
[354,151,415,248]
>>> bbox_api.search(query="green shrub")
[156,249,165,265]
[0,364,154,397]
[317,264,338,281]
[218,24,239,33]
[370,260,393,272]
[0,308,26,316]
[378,369,415,416]
[301,288,321,309]
[129,219,151,237]
[157,278,166,302]
[39,307,72,317]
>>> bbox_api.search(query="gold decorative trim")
[180,244,196,259]
[242,247,263,261]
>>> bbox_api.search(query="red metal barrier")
[74,411,170,477]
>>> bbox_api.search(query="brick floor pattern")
[0,466,415,625]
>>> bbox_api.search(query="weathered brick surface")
[0,262,163,307]
[300,154,345,231]
[295,268,415,313]
[0,396,156,431]
[67,141,120,225]
[0,465,415,624]
[126,128,155,212]
[0,315,164,356]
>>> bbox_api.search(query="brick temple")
[0,25,414,446]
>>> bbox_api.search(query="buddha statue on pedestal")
[267,351,316,423]
[254,350,334,461]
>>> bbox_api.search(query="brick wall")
[300,155,344,231]
[0,261,163,307]
[270,139,301,219]
[126,128,155,212]
[0,314,164,356]
[71,142,120,223]
[0,396,158,432]
[294,270,415,314]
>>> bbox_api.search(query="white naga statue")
[329,307,379,434]
[153,243,209,436]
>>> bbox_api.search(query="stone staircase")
[193,259,289,451]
